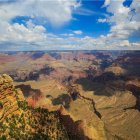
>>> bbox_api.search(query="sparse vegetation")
[0,101,3,109]
[0,74,69,140]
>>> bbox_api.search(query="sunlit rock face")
[0,74,69,139]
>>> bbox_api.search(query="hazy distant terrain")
[0,50,140,140]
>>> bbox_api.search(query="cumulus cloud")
[103,0,140,39]
[0,0,80,26]
[0,0,81,50]
[0,0,140,51]
[10,23,45,42]
[93,0,140,50]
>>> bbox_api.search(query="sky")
[0,0,140,51]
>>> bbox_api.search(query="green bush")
[0,135,6,140]
[0,101,3,108]
[17,101,28,110]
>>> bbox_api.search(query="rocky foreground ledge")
[0,74,96,140]
[0,74,70,139]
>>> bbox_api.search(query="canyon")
[0,50,140,139]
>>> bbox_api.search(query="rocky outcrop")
[0,74,69,139]
[126,81,140,110]
[105,66,126,76]
[0,74,20,122]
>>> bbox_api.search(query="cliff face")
[0,74,20,122]
[0,74,69,139]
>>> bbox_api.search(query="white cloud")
[98,18,107,23]
[0,0,140,51]
[103,0,140,39]
[73,30,83,35]
[0,0,80,26]
[0,20,139,50]
[119,40,130,47]
[0,0,83,50]
[103,0,110,7]
[0,22,46,43]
